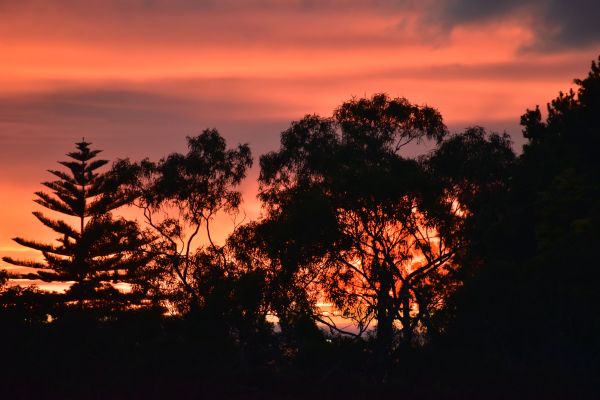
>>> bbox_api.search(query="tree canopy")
[2,141,149,303]
[109,129,253,313]
[258,95,460,367]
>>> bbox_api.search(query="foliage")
[110,129,253,313]
[2,141,149,303]
[437,56,600,393]
[259,94,459,364]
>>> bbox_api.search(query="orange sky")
[1,0,599,273]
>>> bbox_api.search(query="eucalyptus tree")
[111,129,253,313]
[259,94,459,365]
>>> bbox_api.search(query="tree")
[0,270,7,290]
[259,94,457,368]
[111,129,253,313]
[424,127,516,337]
[435,56,600,395]
[517,56,600,359]
[426,126,516,268]
[227,216,329,351]
[2,141,149,305]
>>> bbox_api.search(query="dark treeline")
[1,57,599,399]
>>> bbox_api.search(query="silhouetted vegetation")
[2,141,150,313]
[1,56,599,399]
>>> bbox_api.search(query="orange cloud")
[1,0,598,280]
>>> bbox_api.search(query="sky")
[1,0,600,276]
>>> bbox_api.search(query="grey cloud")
[433,0,600,51]
[534,0,600,50]
[0,85,292,165]
[0,86,296,126]
[0,89,192,125]
[437,0,534,23]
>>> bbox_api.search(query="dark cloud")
[0,90,191,125]
[434,0,600,51]
[438,0,532,23]
[536,0,600,50]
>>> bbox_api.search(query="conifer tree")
[3,141,148,302]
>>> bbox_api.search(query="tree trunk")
[401,295,413,345]
[375,268,394,380]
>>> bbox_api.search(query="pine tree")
[3,141,148,303]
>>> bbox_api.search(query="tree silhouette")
[0,270,7,290]
[434,56,600,396]
[517,56,600,359]
[2,141,149,304]
[110,130,253,313]
[259,94,457,370]
[424,127,516,337]
[227,217,328,349]
[426,126,516,266]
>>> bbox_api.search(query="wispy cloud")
[0,0,597,257]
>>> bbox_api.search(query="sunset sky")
[1,0,600,273]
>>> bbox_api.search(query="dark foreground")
[1,311,596,400]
